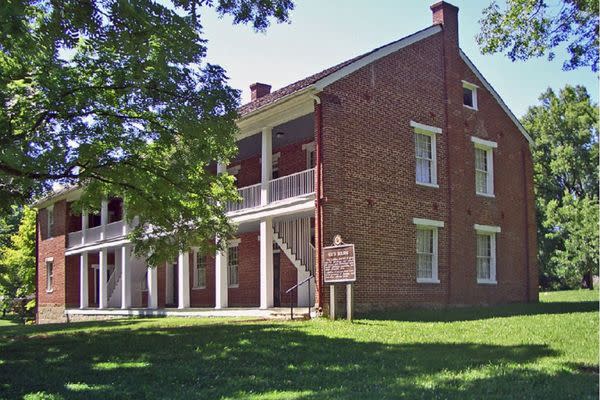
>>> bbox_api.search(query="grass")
[0,290,597,400]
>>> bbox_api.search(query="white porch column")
[100,199,108,240]
[178,251,190,309]
[79,252,88,309]
[261,126,273,206]
[147,266,158,309]
[81,209,88,245]
[121,245,131,309]
[98,249,108,309]
[215,242,228,309]
[260,217,274,309]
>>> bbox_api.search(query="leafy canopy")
[0,206,36,306]
[477,0,599,72]
[0,0,293,265]
[521,85,599,289]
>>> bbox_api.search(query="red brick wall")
[37,200,68,308]
[229,140,313,187]
[319,26,537,312]
[65,255,79,307]
[190,254,216,307]
[228,232,260,307]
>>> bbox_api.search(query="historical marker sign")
[323,244,356,283]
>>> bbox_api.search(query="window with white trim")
[47,206,54,238]
[46,259,54,292]
[462,81,478,110]
[475,224,500,284]
[411,122,440,187]
[471,137,496,196]
[413,218,443,283]
[193,250,206,289]
[228,244,239,287]
[303,142,316,169]
[141,269,148,291]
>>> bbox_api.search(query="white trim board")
[410,121,442,134]
[474,224,501,233]
[471,136,498,149]
[413,218,445,228]
[459,50,534,147]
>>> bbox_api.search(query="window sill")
[46,289,54,293]
[463,105,478,111]
[476,192,495,198]
[477,279,497,285]
[192,286,206,290]
[417,278,440,284]
[416,182,439,189]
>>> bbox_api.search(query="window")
[45,259,54,292]
[413,218,443,283]
[303,142,316,169]
[272,152,281,179]
[475,224,500,284]
[141,269,148,291]
[471,137,497,196]
[462,81,478,110]
[47,206,54,238]
[411,121,441,187]
[193,250,206,289]
[228,244,239,287]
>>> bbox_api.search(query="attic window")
[462,81,478,110]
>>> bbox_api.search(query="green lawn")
[0,290,597,400]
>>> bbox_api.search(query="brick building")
[34,2,537,324]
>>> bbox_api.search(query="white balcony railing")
[269,168,315,203]
[66,220,128,249]
[226,168,315,214]
[226,183,261,213]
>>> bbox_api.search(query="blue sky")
[199,0,598,118]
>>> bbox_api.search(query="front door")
[273,252,281,307]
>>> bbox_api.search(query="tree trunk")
[583,270,594,290]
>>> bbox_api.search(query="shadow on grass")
[358,300,599,323]
[0,320,596,399]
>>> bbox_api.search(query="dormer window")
[462,81,478,110]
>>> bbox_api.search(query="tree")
[477,0,599,72]
[0,206,36,318]
[0,0,294,265]
[521,85,599,289]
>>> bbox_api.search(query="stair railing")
[284,275,314,320]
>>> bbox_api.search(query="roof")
[32,185,80,209]
[238,25,442,116]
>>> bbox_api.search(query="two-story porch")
[62,101,320,317]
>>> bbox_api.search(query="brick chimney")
[250,82,271,101]
[431,1,459,45]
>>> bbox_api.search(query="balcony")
[226,168,315,214]
[67,220,128,249]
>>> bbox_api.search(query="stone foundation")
[37,304,67,324]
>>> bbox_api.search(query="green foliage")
[0,206,36,319]
[478,0,599,72]
[0,206,23,248]
[521,85,599,289]
[0,290,597,399]
[0,0,294,265]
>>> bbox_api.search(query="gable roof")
[459,50,533,146]
[238,25,442,116]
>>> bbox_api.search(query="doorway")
[165,261,179,307]
[273,251,281,307]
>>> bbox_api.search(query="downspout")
[310,93,324,310]
[440,27,453,305]
[522,149,531,302]
[35,211,39,324]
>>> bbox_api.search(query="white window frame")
[462,80,478,110]
[411,121,441,188]
[192,249,207,289]
[47,205,54,238]
[45,257,54,292]
[227,239,241,288]
[474,224,500,284]
[471,136,497,197]
[302,141,316,169]
[412,218,444,283]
